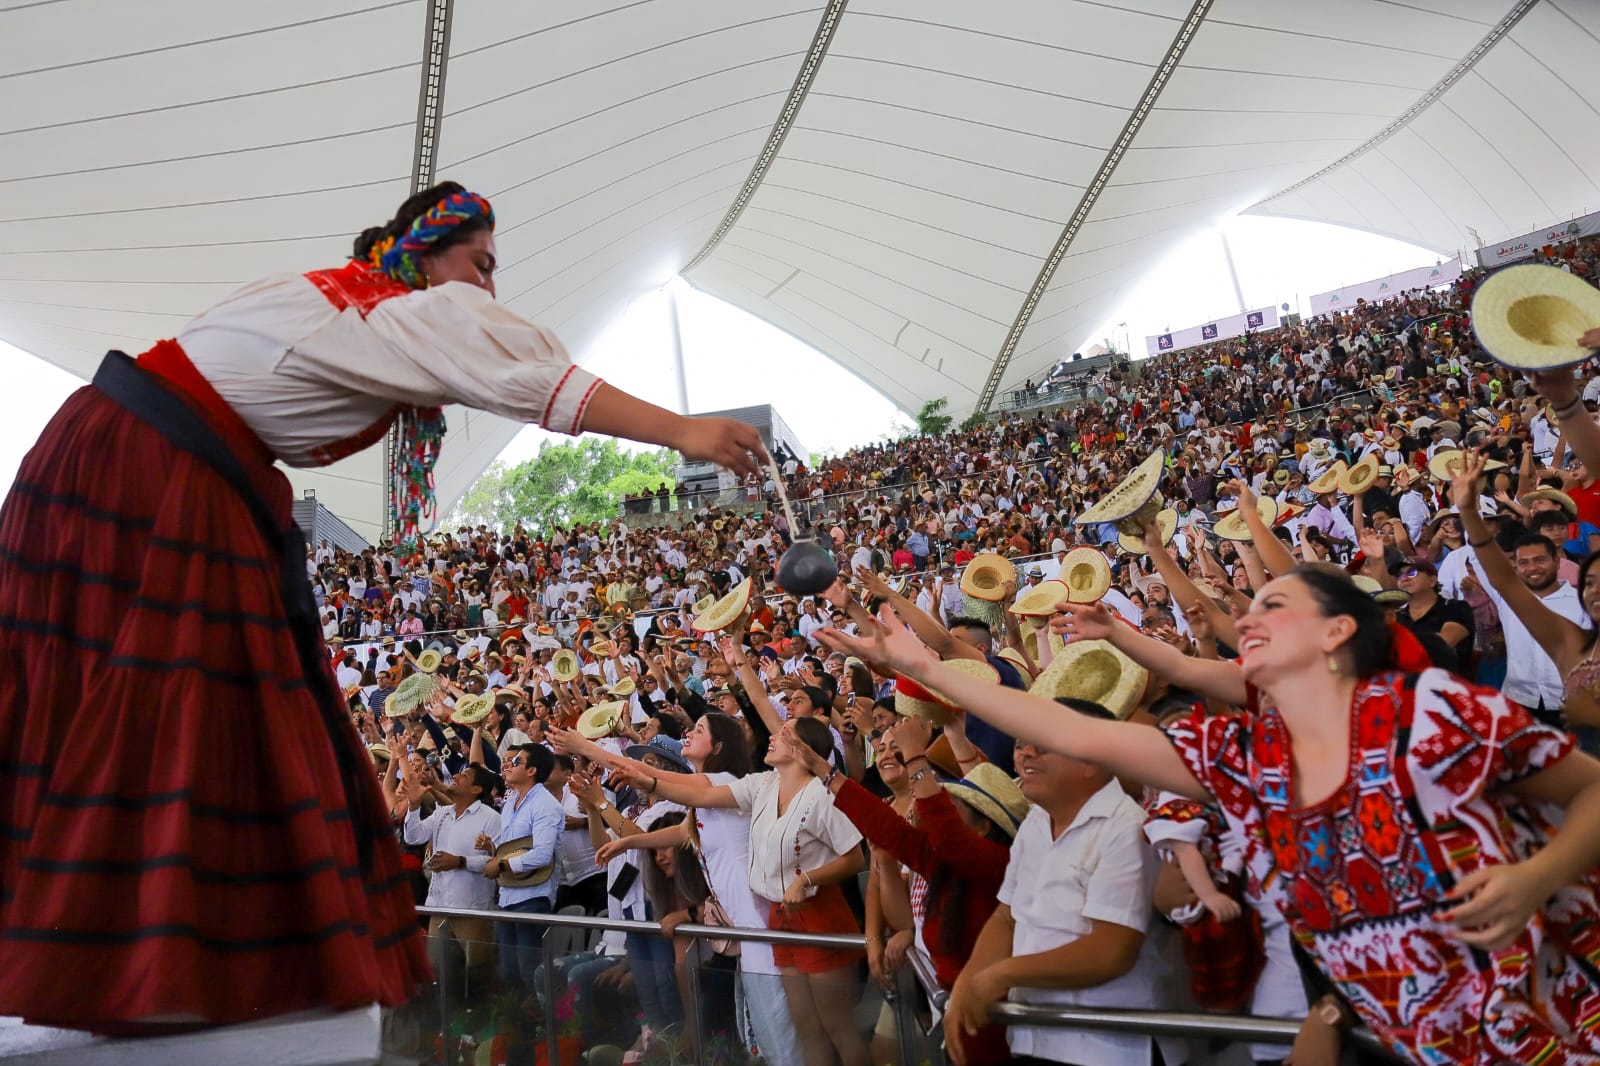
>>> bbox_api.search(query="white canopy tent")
[3,0,1597,540]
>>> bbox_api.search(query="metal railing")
[402,904,1395,1066]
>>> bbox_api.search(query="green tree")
[446,439,678,532]
[959,411,986,433]
[915,397,953,437]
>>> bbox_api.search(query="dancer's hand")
[673,417,764,479]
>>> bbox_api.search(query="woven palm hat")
[1427,448,1506,483]
[550,648,580,682]
[996,646,1034,679]
[1521,486,1579,517]
[1472,263,1600,370]
[960,553,1015,602]
[1027,637,1148,721]
[451,691,496,725]
[693,577,753,632]
[1117,508,1178,556]
[390,670,439,715]
[1338,453,1381,495]
[578,700,626,739]
[942,762,1028,840]
[1308,461,1347,496]
[894,675,957,726]
[587,639,614,658]
[1009,578,1070,617]
[1059,547,1112,603]
[1213,497,1280,542]
[691,594,716,616]
[497,684,529,704]
[414,648,443,674]
[1075,451,1165,526]
[1019,615,1065,664]
[609,677,637,697]
[922,657,1002,710]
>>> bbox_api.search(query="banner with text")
[1475,210,1600,268]
[1145,306,1278,357]
[1307,259,1462,316]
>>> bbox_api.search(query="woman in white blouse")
[599,717,869,1066]
[0,178,767,1033]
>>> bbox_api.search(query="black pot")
[777,539,838,596]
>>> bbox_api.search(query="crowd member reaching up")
[819,571,1600,1066]
[599,719,870,1066]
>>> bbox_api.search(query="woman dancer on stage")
[0,181,763,1033]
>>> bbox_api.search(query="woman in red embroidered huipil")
[821,567,1600,1066]
[0,182,764,1033]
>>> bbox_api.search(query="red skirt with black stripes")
[0,359,429,1032]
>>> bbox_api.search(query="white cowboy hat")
[1472,263,1600,370]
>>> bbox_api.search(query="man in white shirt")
[1484,533,1592,721]
[948,701,1178,1066]
[402,764,501,980]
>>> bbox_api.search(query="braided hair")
[353,181,495,290]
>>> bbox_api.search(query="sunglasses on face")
[505,756,527,768]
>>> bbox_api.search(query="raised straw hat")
[550,648,580,682]
[577,700,626,739]
[996,646,1034,679]
[451,691,496,725]
[1117,508,1178,556]
[1471,262,1600,370]
[960,553,1015,602]
[1337,453,1381,496]
[1074,451,1165,527]
[389,670,439,716]
[414,648,443,674]
[692,577,753,632]
[922,657,1002,711]
[894,675,957,726]
[1009,578,1070,617]
[1027,637,1148,721]
[609,677,637,698]
[1213,497,1280,542]
[1428,448,1506,483]
[1059,547,1112,603]
[1308,461,1347,496]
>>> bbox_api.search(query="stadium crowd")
[341,235,1600,1066]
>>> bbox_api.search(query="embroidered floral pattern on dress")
[1165,668,1600,1066]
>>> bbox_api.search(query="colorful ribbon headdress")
[367,190,496,559]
